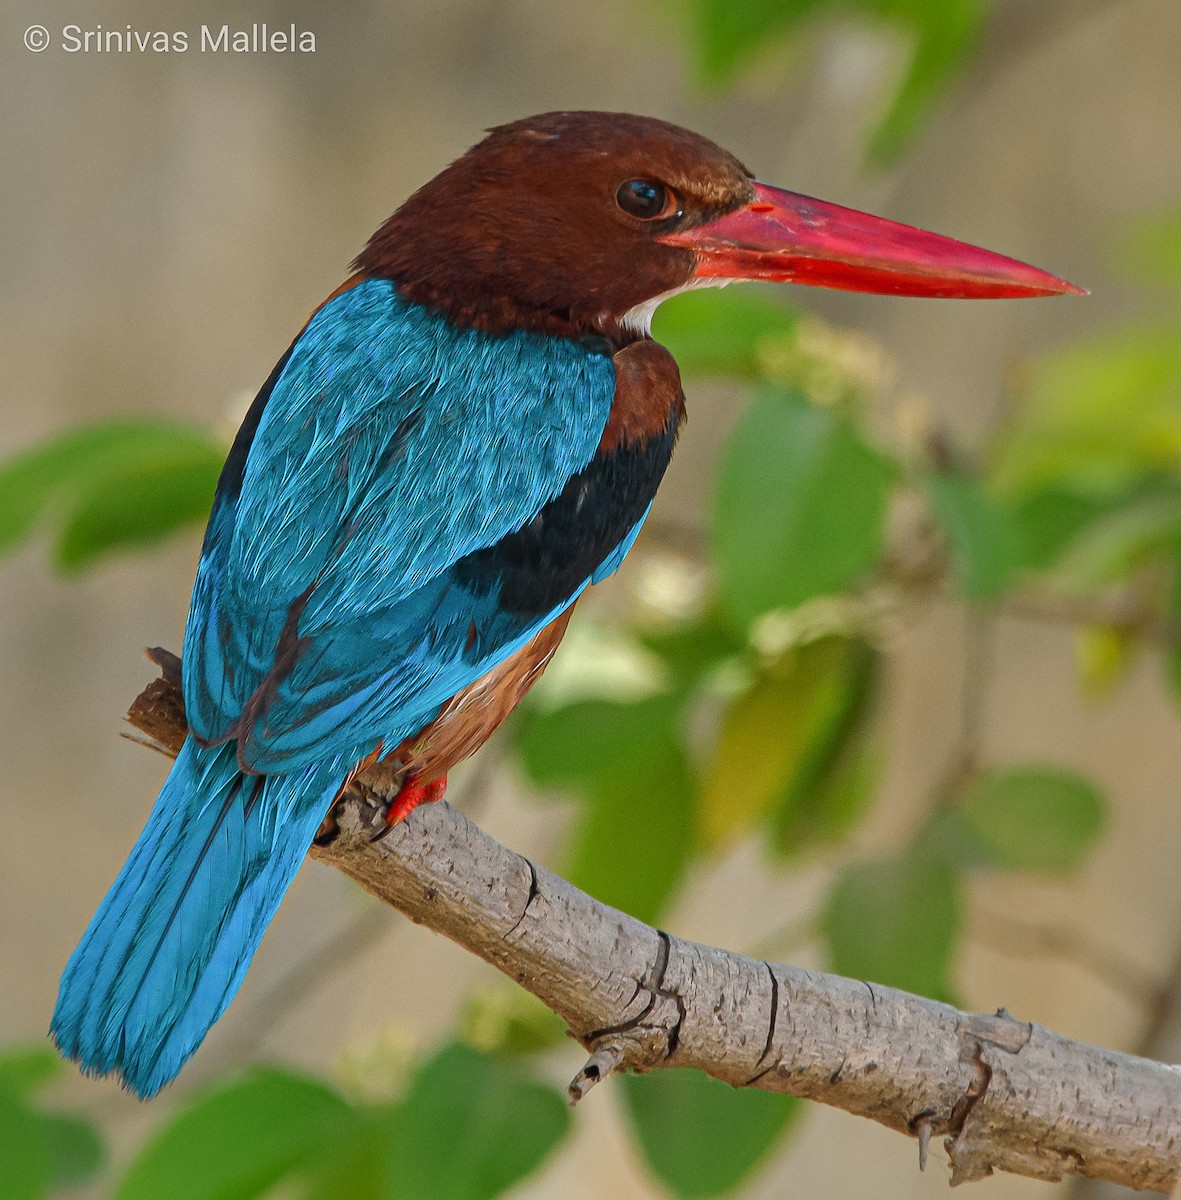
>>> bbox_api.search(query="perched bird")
[52,111,1080,1098]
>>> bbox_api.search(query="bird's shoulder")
[224,278,619,602]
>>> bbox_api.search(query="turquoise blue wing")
[182,278,619,758]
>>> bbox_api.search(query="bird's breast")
[598,338,686,452]
[392,607,576,782]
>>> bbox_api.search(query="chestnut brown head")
[354,111,754,340]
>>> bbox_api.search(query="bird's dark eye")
[616,179,673,220]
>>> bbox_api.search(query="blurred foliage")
[114,1042,568,1200]
[0,1046,106,1199]
[922,470,1017,600]
[620,1070,801,1196]
[6,4,1181,1197]
[1119,208,1181,287]
[701,634,879,853]
[652,286,799,378]
[518,693,697,921]
[991,330,1181,497]
[0,421,223,571]
[713,386,895,622]
[678,0,992,165]
[114,1070,356,1200]
[823,854,961,1001]
[951,766,1107,873]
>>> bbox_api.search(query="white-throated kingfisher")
[52,111,1081,1098]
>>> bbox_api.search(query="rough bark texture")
[128,656,1181,1192]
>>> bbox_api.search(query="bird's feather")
[51,739,345,1098]
[183,278,619,760]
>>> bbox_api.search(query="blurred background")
[3,1,1181,1197]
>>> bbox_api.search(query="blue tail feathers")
[51,738,342,1099]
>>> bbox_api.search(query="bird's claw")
[368,774,448,842]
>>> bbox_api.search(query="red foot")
[385,774,448,826]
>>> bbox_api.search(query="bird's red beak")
[658,181,1084,299]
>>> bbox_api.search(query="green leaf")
[639,609,748,684]
[865,0,987,167]
[1049,489,1181,589]
[0,1050,105,1193]
[685,0,820,84]
[992,330,1181,497]
[620,1069,800,1198]
[114,1069,354,1200]
[0,420,224,570]
[699,657,824,848]
[1076,624,1140,697]
[0,1085,50,1200]
[924,471,1018,601]
[769,676,881,857]
[713,387,894,625]
[568,753,696,922]
[956,767,1107,873]
[517,695,673,793]
[383,1042,569,1200]
[1165,539,1181,709]
[518,695,696,921]
[652,287,797,379]
[1009,486,1121,572]
[823,855,961,998]
[0,1047,61,1098]
[571,698,695,920]
[0,421,205,548]
[56,458,220,570]
[698,637,878,850]
[461,986,568,1058]
[303,1119,387,1200]
[41,1112,107,1190]
[915,807,993,870]
[682,0,989,164]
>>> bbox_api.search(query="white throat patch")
[616,275,736,338]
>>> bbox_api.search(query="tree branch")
[127,653,1181,1193]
